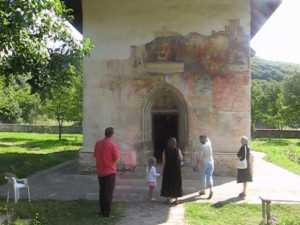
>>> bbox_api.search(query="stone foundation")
[213,153,238,176]
[79,152,96,174]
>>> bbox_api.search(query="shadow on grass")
[177,194,209,205]
[212,196,243,208]
[177,177,236,205]
[0,135,82,144]
[0,137,37,143]
[258,139,291,146]
[19,139,81,150]
[0,151,78,185]
[0,200,125,225]
[0,143,13,147]
[0,138,81,152]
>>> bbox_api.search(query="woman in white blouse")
[195,135,214,199]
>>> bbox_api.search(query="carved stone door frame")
[142,83,189,151]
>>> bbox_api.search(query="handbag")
[237,146,248,169]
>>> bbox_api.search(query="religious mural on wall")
[98,19,250,171]
[130,19,248,76]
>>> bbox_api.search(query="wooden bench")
[260,195,300,225]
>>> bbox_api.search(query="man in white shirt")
[195,135,214,199]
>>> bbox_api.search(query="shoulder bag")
[237,146,248,169]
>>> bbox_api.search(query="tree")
[16,85,41,123]
[264,89,287,130]
[251,80,289,130]
[0,78,40,123]
[0,83,22,123]
[284,74,300,128]
[0,0,92,98]
[251,57,300,129]
[251,80,264,131]
[42,67,82,140]
[260,81,288,130]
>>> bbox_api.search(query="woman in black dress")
[161,137,183,204]
[237,136,253,198]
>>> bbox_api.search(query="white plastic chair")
[5,174,31,203]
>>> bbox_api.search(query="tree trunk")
[58,121,62,141]
[56,103,64,141]
[57,118,64,141]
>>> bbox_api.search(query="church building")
[76,0,281,176]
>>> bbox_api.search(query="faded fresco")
[131,20,248,76]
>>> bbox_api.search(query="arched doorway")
[142,84,188,163]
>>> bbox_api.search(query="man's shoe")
[207,192,213,200]
[199,191,206,196]
[238,192,246,199]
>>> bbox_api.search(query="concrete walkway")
[117,202,186,225]
[1,151,300,225]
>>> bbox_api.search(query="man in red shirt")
[94,127,120,217]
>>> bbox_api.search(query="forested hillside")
[251,57,300,81]
[251,57,300,130]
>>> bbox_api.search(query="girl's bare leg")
[148,188,153,200]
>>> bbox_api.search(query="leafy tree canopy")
[251,57,300,129]
[0,0,92,98]
[284,74,300,128]
[0,78,40,123]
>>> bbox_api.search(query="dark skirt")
[237,145,253,183]
[237,168,253,183]
[161,169,183,198]
[161,148,183,198]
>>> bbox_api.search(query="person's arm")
[150,167,160,177]
[208,142,214,160]
[194,151,198,164]
[153,167,160,177]
[93,143,97,158]
[161,151,166,173]
[192,151,200,171]
[178,148,183,161]
[238,146,246,160]
[196,152,201,167]
[112,144,120,162]
[198,145,204,167]
[237,147,242,158]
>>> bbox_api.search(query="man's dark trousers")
[98,174,116,217]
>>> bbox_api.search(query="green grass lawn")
[0,132,82,184]
[251,138,300,175]
[185,203,300,225]
[0,200,124,225]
